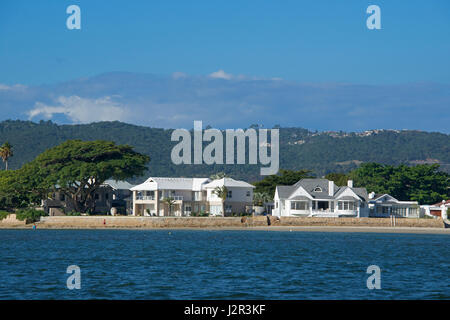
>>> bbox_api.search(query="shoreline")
[1,215,449,235]
[1,225,449,235]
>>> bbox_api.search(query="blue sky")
[0,1,449,131]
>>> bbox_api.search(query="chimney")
[328,180,334,196]
[347,180,353,188]
[369,191,375,199]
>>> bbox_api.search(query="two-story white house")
[130,177,255,216]
[273,178,370,218]
[130,177,210,216]
[203,177,255,216]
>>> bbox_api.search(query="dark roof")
[276,185,295,198]
[294,178,334,199]
[276,179,369,202]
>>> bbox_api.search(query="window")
[94,194,100,200]
[338,201,355,211]
[275,201,278,208]
[59,194,65,201]
[313,187,322,192]
[392,207,407,217]
[225,204,232,213]
[290,201,308,210]
[227,190,232,198]
[246,191,251,197]
[105,193,109,200]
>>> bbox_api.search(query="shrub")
[66,211,82,216]
[0,210,10,220]
[16,208,48,223]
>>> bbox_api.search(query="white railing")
[162,195,183,201]
[136,195,155,200]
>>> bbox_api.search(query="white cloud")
[208,69,233,80]
[27,96,128,123]
[0,83,27,91]
[207,70,282,81]
[172,71,188,79]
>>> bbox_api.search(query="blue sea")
[0,229,448,300]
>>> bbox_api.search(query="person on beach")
[103,219,106,226]
[266,215,271,226]
[32,224,36,230]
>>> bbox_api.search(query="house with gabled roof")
[367,193,421,218]
[273,178,370,217]
[369,192,422,218]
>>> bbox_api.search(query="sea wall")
[34,215,445,229]
[0,214,27,227]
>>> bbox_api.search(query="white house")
[202,177,255,216]
[130,177,254,216]
[367,193,421,218]
[131,177,210,216]
[273,178,369,218]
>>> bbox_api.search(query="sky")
[0,0,449,132]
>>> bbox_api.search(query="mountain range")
[0,120,448,182]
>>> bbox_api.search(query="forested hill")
[0,120,449,182]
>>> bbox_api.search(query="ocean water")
[0,229,448,300]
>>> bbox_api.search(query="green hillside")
[0,120,449,182]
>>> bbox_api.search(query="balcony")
[136,195,155,201]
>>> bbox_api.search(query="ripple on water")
[0,229,448,300]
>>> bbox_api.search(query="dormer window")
[313,187,322,192]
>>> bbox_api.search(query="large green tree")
[0,170,37,210]
[349,163,449,204]
[21,140,149,213]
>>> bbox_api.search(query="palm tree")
[253,192,272,206]
[163,197,176,216]
[0,142,13,171]
[213,186,228,217]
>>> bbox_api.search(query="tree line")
[0,139,448,216]
[0,120,449,181]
